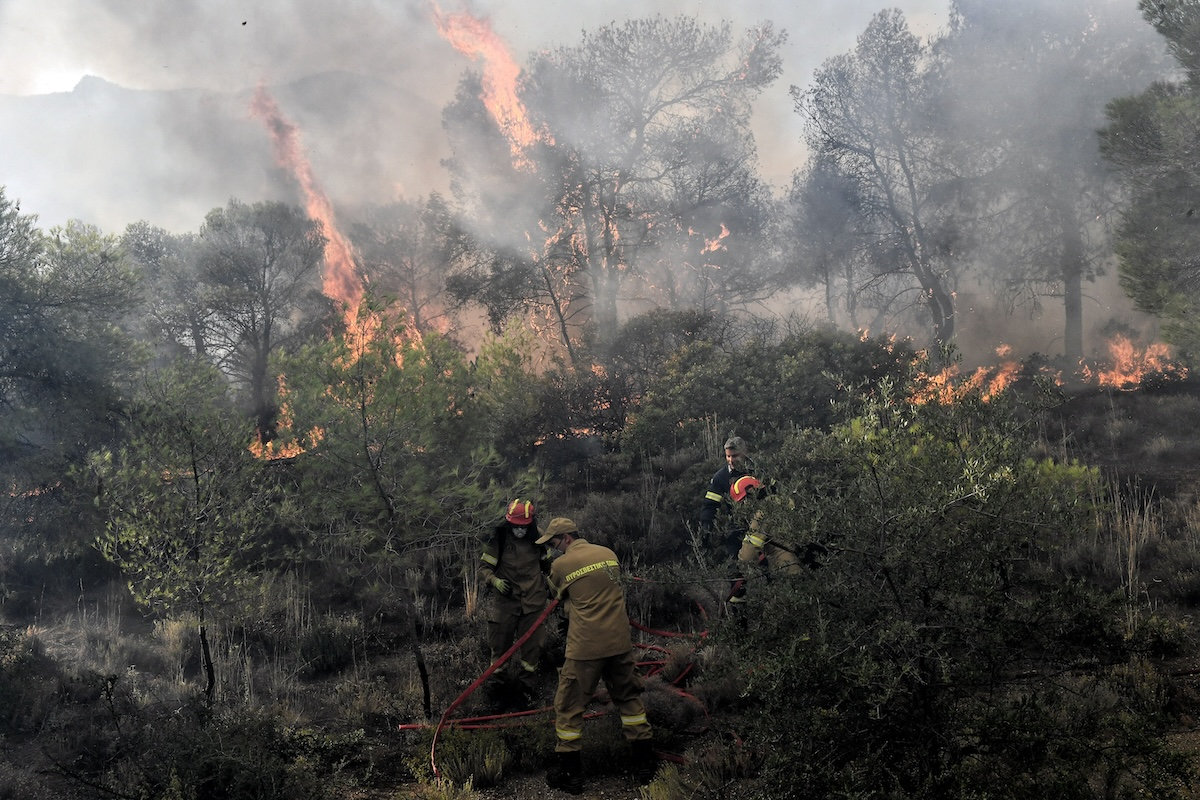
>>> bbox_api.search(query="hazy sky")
[0,0,950,196]
[0,0,949,95]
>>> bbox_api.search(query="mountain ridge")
[0,70,448,234]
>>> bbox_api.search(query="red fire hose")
[420,590,714,778]
[428,597,560,779]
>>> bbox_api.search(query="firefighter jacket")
[738,508,801,578]
[699,463,749,530]
[549,537,632,661]
[480,522,552,615]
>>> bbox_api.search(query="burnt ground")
[1044,379,1200,493]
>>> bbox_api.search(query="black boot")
[546,750,583,795]
[631,739,658,785]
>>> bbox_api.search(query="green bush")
[624,325,918,457]
[406,727,513,787]
[102,704,361,800]
[299,614,362,679]
[0,627,61,735]
[708,389,1195,799]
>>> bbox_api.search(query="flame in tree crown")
[432,3,552,168]
[250,85,363,325]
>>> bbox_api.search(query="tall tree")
[441,72,575,352]
[443,15,785,361]
[0,202,141,563]
[90,360,271,704]
[122,220,210,360]
[786,151,867,328]
[195,199,333,442]
[350,193,468,337]
[794,10,969,351]
[943,0,1168,363]
[642,113,784,315]
[1101,0,1200,352]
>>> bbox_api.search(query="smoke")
[0,0,1174,367]
[0,1,445,99]
[0,0,952,220]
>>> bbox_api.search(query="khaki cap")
[535,517,578,545]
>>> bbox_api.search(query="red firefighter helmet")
[505,499,535,526]
[730,476,764,503]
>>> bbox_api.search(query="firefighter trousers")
[488,605,547,688]
[553,650,651,752]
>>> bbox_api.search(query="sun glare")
[25,67,91,95]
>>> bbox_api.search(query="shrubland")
[1,309,1199,800]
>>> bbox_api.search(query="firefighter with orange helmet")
[730,475,804,592]
[479,498,552,705]
[537,518,655,794]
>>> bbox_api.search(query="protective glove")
[490,576,513,597]
[727,577,747,604]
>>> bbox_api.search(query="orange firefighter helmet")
[505,499,535,526]
[730,476,764,503]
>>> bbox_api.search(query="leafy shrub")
[708,389,1195,798]
[97,703,360,800]
[624,326,918,457]
[433,735,508,788]
[406,727,510,787]
[0,627,61,735]
[299,614,362,679]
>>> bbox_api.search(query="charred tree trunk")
[905,240,956,356]
[926,280,956,353]
[358,370,398,521]
[199,607,215,705]
[591,230,622,358]
[540,262,580,368]
[251,337,276,446]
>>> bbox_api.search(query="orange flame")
[432,4,551,168]
[693,223,730,255]
[250,86,362,327]
[911,335,1188,405]
[248,375,325,460]
[7,481,60,499]
[248,87,366,459]
[911,344,1027,405]
[1077,334,1188,390]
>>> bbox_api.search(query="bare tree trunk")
[403,596,432,719]
[541,263,580,368]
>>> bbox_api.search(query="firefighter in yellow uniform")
[537,518,656,794]
[731,476,803,589]
[479,499,551,707]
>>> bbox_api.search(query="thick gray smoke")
[0,0,1173,367]
[0,0,948,232]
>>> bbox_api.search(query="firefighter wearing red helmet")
[479,498,552,706]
